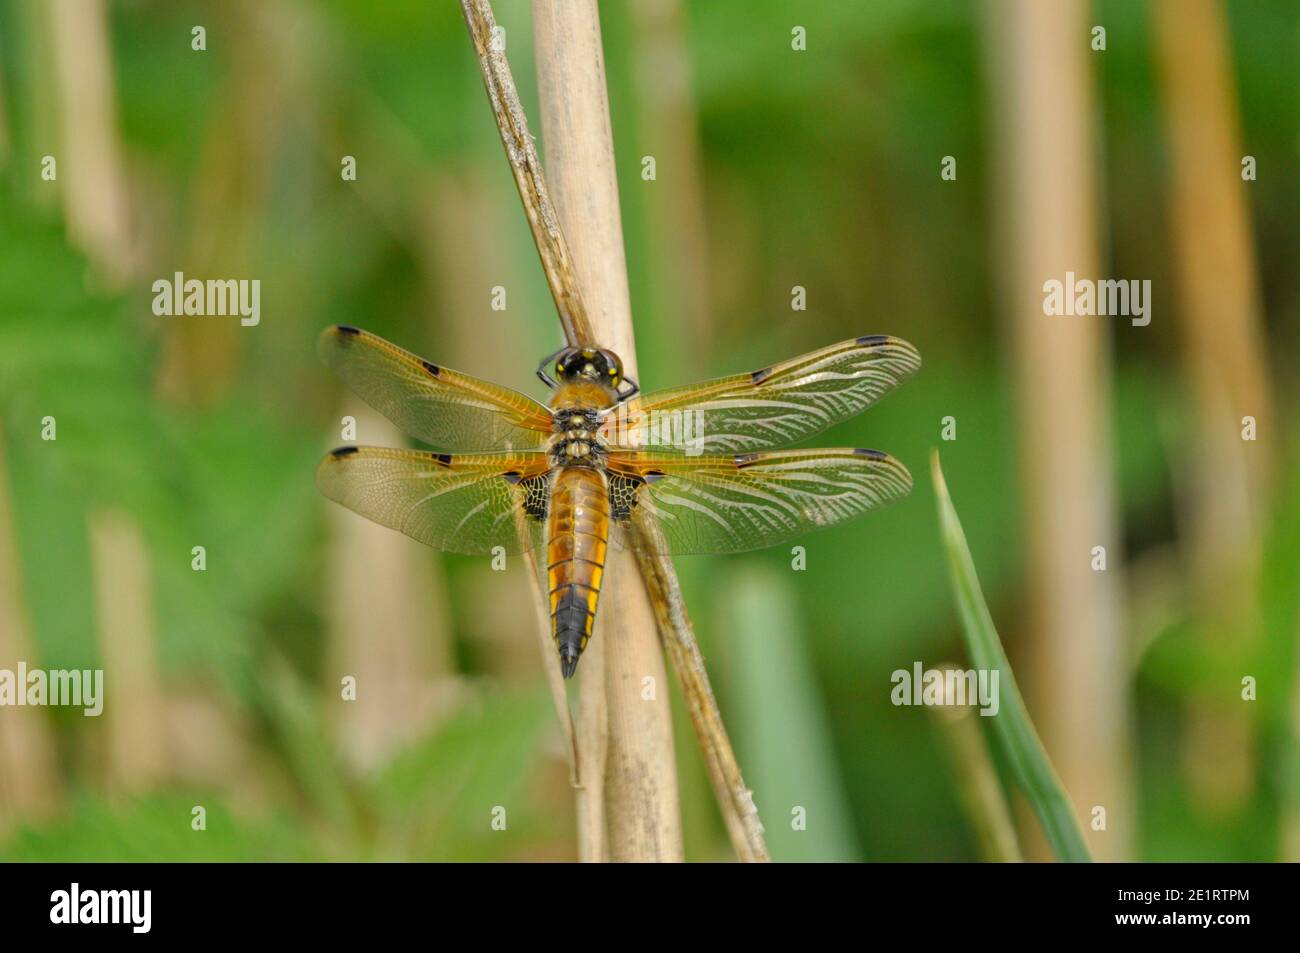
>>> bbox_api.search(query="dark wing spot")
[607,473,641,519]
[502,471,522,484]
[643,469,666,483]
[751,365,774,385]
[734,453,760,468]
[432,453,453,466]
[420,359,441,377]
[330,446,360,458]
[520,473,551,521]
[855,334,890,346]
[336,324,361,337]
[853,448,888,460]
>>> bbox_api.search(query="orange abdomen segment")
[546,467,610,677]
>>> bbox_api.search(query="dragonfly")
[316,325,920,677]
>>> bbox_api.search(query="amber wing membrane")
[609,335,920,454]
[606,448,912,554]
[316,446,551,555]
[319,325,554,451]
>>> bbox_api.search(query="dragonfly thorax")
[549,407,607,468]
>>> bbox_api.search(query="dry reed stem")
[461,0,595,347]
[532,0,681,862]
[633,517,768,861]
[461,0,769,861]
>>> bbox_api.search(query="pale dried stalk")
[461,0,594,347]
[44,0,132,281]
[633,524,769,862]
[461,0,769,861]
[984,0,1130,860]
[532,0,681,863]
[327,410,452,772]
[628,0,714,372]
[1151,0,1273,814]
[88,510,166,791]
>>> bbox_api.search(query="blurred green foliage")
[0,0,1295,861]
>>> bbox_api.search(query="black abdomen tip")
[554,587,590,678]
[560,651,579,679]
[556,625,585,678]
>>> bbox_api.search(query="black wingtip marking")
[330,446,360,458]
[854,448,888,460]
[432,453,453,466]
[336,324,361,337]
[856,334,890,346]
[751,366,774,385]
[734,453,761,468]
[420,358,441,377]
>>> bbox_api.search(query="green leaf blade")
[931,451,1092,863]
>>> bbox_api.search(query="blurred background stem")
[930,664,1023,863]
[984,0,1130,860]
[1152,0,1275,815]
[0,421,60,829]
[627,0,713,378]
[45,0,169,795]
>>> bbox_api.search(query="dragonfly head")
[539,345,631,396]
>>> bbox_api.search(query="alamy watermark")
[50,883,150,933]
[891,662,999,717]
[0,661,103,716]
[1043,271,1151,327]
[152,271,260,326]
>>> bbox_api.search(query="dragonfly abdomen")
[546,466,610,677]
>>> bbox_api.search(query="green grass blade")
[930,451,1092,862]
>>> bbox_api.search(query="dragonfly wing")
[316,447,551,555]
[606,448,912,555]
[610,335,920,454]
[319,325,554,451]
